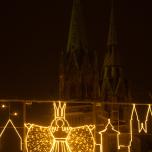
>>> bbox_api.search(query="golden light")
[0,119,22,151]
[12,112,18,116]
[25,101,95,152]
[98,119,120,152]
[1,104,7,108]
[0,102,151,152]
[96,104,152,152]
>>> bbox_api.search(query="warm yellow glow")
[67,125,95,152]
[24,102,152,152]
[130,104,152,133]
[25,101,95,152]
[12,112,18,116]
[98,119,120,152]
[0,119,22,151]
[126,104,152,152]
[97,104,152,152]
[117,104,152,152]
[25,123,54,152]
[1,104,7,108]
[0,101,152,151]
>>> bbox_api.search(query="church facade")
[58,0,150,151]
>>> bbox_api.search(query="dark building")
[59,0,130,103]
[59,0,99,100]
[58,0,146,151]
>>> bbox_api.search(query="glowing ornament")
[25,101,95,152]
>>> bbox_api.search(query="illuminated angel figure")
[25,101,95,152]
[49,102,71,152]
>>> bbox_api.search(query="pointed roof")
[67,0,88,54]
[100,0,130,100]
[104,0,120,67]
[107,0,117,46]
[99,119,120,134]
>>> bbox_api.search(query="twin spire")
[67,0,120,67]
[101,0,130,101]
[107,0,117,47]
[67,0,88,54]
[60,0,128,100]
[104,0,120,67]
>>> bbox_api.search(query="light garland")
[25,101,95,152]
[97,104,152,152]
[130,104,152,133]
[0,102,151,152]
[98,119,120,152]
[25,124,54,152]
[127,104,152,152]
[0,119,22,151]
[67,125,95,152]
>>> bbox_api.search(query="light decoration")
[130,104,152,134]
[126,104,152,152]
[0,102,150,152]
[0,119,23,151]
[25,124,54,152]
[97,104,152,152]
[67,125,95,152]
[1,104,7,108]
[25,101,95,152]
[98,119,120,152]
[12,112,18,116]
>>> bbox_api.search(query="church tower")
[59,0,99,100]
[100,0,129,103]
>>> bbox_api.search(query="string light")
[0,102,151,152]
[126,104,152,152]
[1,104,7,108]
[130,104,152,133]
[25,101,95,152]
[98,119,120,152]
[97,104,152,152]
[25,124,54,152]
[12,112,18,116]
[0,119,22,151]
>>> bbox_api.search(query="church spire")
[59,0,99,99]
[100,0,129,102]
[107,0,117,46]
[104,0,120,67]
[67,0,88,54]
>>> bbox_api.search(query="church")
[58,0,152,151]
[0,0,151,152]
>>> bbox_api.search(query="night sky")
[0,0,151,101]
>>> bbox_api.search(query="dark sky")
[0,0,151,100]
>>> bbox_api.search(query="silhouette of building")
[59,0,99,100]
[58,0,145,151]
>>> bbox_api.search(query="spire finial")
[67,0,88,53]
[107,0,117,46]
[104,0,120,66]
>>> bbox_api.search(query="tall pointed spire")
[107,0,117,47]
[59,0,99,99]
[104,0,120,67]
[59,0,89,99]
[67,0,88,54]
[100,0,129,102]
